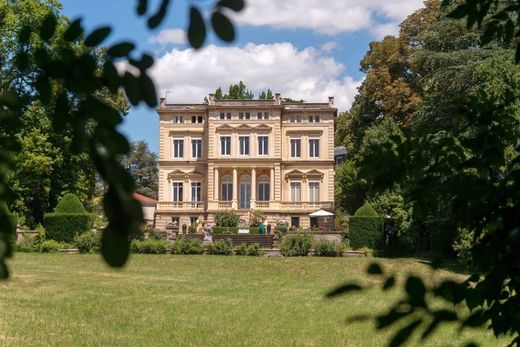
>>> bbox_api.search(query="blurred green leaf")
[136,0,148,15]
[147,0,170,29]
[101,227,130,268]
[211,11,235,42]
[107,42,135,57]
[389,318,423,347]
[123,72,141,105]
[84,27,111,47]
[367,262,384,275]
[39,13,57,41]
[63,18,83,42]
[217,0,245,12]
[188,6,206,49]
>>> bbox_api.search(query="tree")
[209,81,254,100]
[331,1,520,345]
[259,89,273,99]
[0,0,246,277]
[121,141,158,199]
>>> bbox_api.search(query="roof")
[133,193,156,203]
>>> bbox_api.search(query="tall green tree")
[121,141,158,199]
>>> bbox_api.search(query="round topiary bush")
[354,203,379,217]
[44,193,94,243]
[55,193,86,213]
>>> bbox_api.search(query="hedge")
[348,216,384,249]
[354,203,379,217]
[130,240,169,254]
[213,226,239,234]
[44,213,94,242]
[55,193,86,213]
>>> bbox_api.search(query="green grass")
[0,254,502,346]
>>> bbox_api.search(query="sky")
[60,0,425,153]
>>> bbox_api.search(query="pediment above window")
[167,170,187,181]
[216,124,233,132]
[285,169,305,181]
[305,169,324,181]
[255,124,272,132]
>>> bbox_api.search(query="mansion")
[154,93,336,230]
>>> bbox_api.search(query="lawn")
[0,254,501,346]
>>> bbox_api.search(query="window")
[220,136,231,155]
[191,139,202,159]
[257,175,270,201]
[221,175,233,201]
[191,182,201,201]
[239,136,250,155]
[239,112,250,120]
[258,136,268,155]
[239,175,251,209]
[290,115,301,123]
[226,112,232,119]
[191,115,203,123]
[245,112,250,120]
[263,112,269,120]
[190,217,198,226]
[173,139,184,158]
[309,139,320,158]
[309,181,320,202]
[290,138,301,158]
[220,112,225,120]
[308,115,320,123]
[239,112,244,120]
[172,182,183,201]
[220,112,232,120]
[257,112,262,119]
[257,112,269,120]
[290,182,301,202]
[291,217,300,228]
[174,116,183,123]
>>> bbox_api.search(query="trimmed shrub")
[249,227,260,234]
[348,216,384,249]
[354,203,379,217]
[40,240,72,253]
[148,230,166,241]
[275,222,288,238]
[235,243,248,255]
[44,193,94,242]
[213,226,239,234]
[246,243,261,256]
[44,213,94,242]
[314,240,339,257]
[172,238,204,254]
[15,238,40,252]
[54,193,86,213]
[215,211,240,227]
[74,231,101,253]
[280,234,313,257]
[207,239,233,255]
[130,240,169,254]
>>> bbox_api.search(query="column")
[214,168,219,200]
[251,168,256,208]
[270,168,275,201]
[232,167,238,209]
[183,177,191,204]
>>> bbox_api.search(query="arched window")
[221,175,232,201]
[257,175,270,201]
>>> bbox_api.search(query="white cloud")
[148,28,186,45]
[233,0,424,36]
[321,41,339,53]
[150,42,361,112]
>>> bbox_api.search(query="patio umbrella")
[309,209,334,217]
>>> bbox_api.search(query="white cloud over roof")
[148,28,186,45]
[150,42,361,112]
[233,0,424,36]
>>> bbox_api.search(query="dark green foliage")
[15,238,40,253]
[130,239,169,254]
[74,231,101,253]
[147,230,165,241]
[39,240,72,253]
[275,222,288,238]
[214,211,240,227]
[354,203,379,217]
[172,238,204,255]
[314,240,340,257]
[249,227,260,234]
[246,243,261,256]
[207,239,233,255]
[348,217,384,250]
[44,213,94,243]
[55,193,86,213]
[280,234,313,257]
[234,243,248,255]
[212,226,239,233]
[121,141,158,199]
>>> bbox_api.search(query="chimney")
[275,93,281,105]
[328,96,334,107]
[160,97,165,107]
[208,93,215,105]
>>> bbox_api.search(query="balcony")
[218,201,233,209]
[156,201,205,211]
[281,201,334,210]
[255,201,270,208]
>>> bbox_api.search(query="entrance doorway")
[239,175,251,209]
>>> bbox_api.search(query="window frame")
[290,181,301,202]
[239,136,250,156]
[172,138,184,158]
[220,135,231,156]
[258,135,269,156]
[172,181,183,202]
[309,138,320,158]
[191,138,202,159]
[290,138,301,158]
[308,181,320,202]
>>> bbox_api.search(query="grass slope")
[0,254,501,346]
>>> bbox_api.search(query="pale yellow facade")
[154,94,336,230]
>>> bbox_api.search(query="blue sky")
[60,0,424,153]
